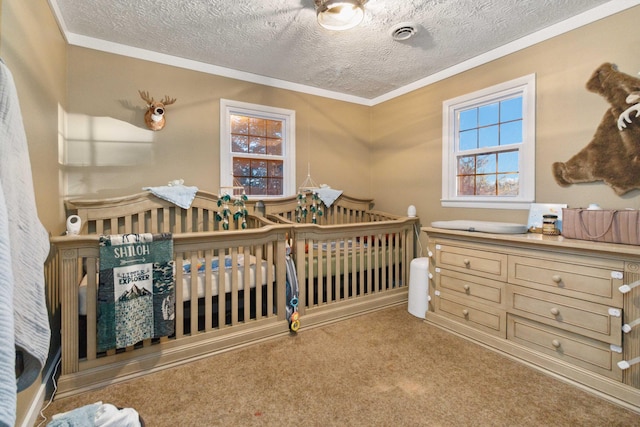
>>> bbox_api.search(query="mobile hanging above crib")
[296,164,323,223]
[217,176,248,229]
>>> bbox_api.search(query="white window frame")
[220,99,296,198]
[441,74,536,209]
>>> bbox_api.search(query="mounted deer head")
[138,90,177,131]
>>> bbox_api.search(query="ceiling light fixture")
[314,0,368,31]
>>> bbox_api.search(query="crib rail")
[66,190,262,234]
[50,225,289,397]
[291,217,418,326]
[263,193,374,225]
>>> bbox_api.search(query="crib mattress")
[78,256,274,316]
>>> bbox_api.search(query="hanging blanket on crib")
[285,246,300,331]
[97,233,174,351]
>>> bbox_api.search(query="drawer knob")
[463,258,470,266]
[462,309,469,317]
[463,284,470,292]
[552,275,562,283]
[550,307,560,316]
[551,339,561,348]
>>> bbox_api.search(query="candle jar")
[542,214,559,235]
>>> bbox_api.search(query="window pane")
[476,154,496,174]
[247,178,267,196]
[498,151,518,173]
[457,175,475,195]
[500,121,522,145]
[231,135,248,153]
[268,160,283,177]
[479,125,499,148]
[249,136,266,154]
[230,115,248,135]
[232,158,251,177]
[479,103,499,126]
[498,173,519,196]
[457,156,475,175]
[266,120,282,138]
[249,118,266,137]
[476,175,496,195]
[236,177,252,191]
[250,159,267,177]
[267,178,282,195]
[267,138,282,156]
[501,97,522,122]
[459,109,477,131]
[459,130,477,151]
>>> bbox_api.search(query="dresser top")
[423,226,640,259]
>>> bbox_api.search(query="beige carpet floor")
[39,305,640,426]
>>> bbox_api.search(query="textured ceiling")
[49,0,630,104]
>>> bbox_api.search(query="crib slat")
[343,239,350,300]
[334,238,342,301]
[217,249,226,329]
[185,207,193,233]
[326,239,333,303]
[203,251,213,331]
[151,208,159,233]
[276,237,287,320]
[350,236,357,300]
[86,258,97,361]
[165,207,172,233]
[189,253,198,335]
[243,246,250,322]
[174,252,184,339]
[230,248,239,325]
[376,234,382,292]
[295,239,305,315]
[359,236,366,294]
[267,243,275,318]
[255,245,263,319]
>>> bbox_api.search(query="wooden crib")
[47,190,418,397]
[49,190,289,398]
[262,193,419,327]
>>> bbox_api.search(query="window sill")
[441,199,533,210]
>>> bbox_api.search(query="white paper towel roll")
[66,215,81,235]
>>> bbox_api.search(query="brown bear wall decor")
[552,63,640,195]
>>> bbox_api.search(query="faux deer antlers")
[139,90,177,131]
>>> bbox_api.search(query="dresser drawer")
[435,292,506,338]
[508,315,623,381]
[436,268,505,307]
[508,254,623,306]
[435,243,507,281]
[507,285,622,345]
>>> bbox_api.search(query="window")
[220,99,295,197]
[442,74,535,209]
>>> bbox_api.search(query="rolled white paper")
[66,215,81,235]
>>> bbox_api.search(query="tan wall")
[64,48,372,225]
[1,0,66,233]
[1,0,66,425]
[371,6,640,231]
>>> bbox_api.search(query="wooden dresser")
[423,227,640,413]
